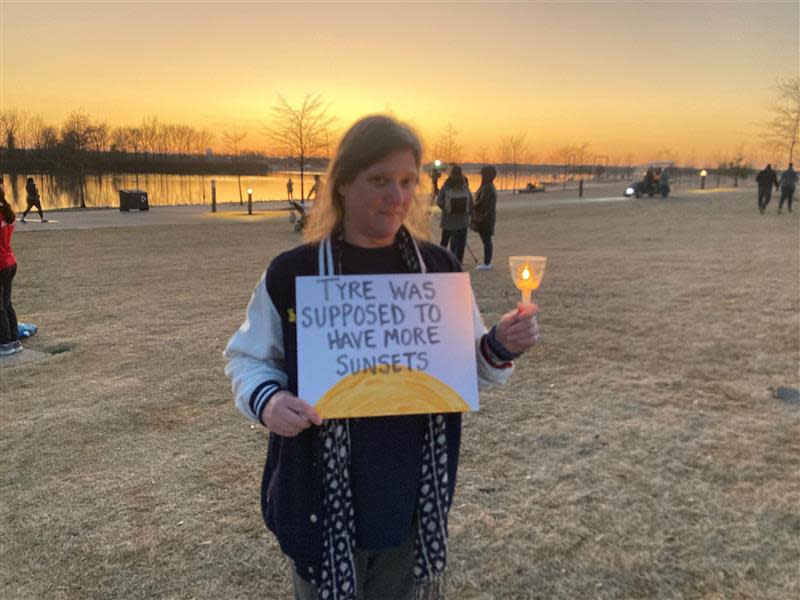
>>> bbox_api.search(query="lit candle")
[508,256,547,305]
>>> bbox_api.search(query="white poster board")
[296,273,478,417]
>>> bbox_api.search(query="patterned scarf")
[314,226,450,600]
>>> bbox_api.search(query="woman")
[436,164,472,263]
[0,180,21,356]
[224,115,539,600]
[21,177,47,223]
[471,165,498,271]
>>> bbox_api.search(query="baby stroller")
[288,200,307,232]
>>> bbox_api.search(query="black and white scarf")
[311,226,450,600]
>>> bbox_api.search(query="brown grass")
[1,186,798,599]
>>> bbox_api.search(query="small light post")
[247,187,253,215]
[700,169,707,190]
[430,159,443,197]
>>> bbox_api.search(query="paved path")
[13,186,739,233]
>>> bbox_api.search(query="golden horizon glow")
[1,2,798,166]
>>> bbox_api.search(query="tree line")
[0,109,270,175]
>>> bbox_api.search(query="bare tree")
[195,129,213,155]
[498,133,528,193]
[266,93,334,200]
[551,143,590,188]
[28,114,48,151]
[223,129,248,204]
[61,109,93,152]
[0,108,26,153]
[86,121,110,153]
[432,123,462,165]
[764,77,800,164]
[141,115,161,156]
[551,145,575,189]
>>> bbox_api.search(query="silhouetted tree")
[223,129,247,204]
[0,108,25,158]
[499,133,528,193]
[266,93,334,200]
[432,123,462,165]
[764,77,800,164]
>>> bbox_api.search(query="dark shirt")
[756,168,779,189]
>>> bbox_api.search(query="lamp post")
[700,169,707,190]
[430,159,442,196]
[247,187,253,215]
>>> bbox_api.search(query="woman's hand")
[260,391,323,437]
[494,303,540,354]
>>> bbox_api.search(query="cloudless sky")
[1,1,798,164]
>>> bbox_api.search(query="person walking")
[20,177,47,223]
[755,164,779,214]
[778,163,797,214]
[307,174,322,203]
[0,180,21,356]
[287,177,294,201]
[471,165,498,271]
[436,164,473,264]
[224,115,539,600]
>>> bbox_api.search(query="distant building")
[205,148,213,157]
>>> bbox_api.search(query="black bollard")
[579,178,584,198]
[247,189,253,215]
[211,180,217,213]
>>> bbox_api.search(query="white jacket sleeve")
[472,289,515,389]
[223,271,289,423]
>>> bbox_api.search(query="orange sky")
[1,1,798,165]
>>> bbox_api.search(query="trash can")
[119,189,149,211]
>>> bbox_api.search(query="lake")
[4,168,629,211]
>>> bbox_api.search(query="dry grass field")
[1,185,798,599]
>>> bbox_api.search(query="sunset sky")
[1,1,798,165]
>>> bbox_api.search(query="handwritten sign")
[296,273,478,417]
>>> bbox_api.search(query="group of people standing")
[755,163,796,214]
[286,174,323,204]
[435,163,497,270]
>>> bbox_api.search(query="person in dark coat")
[21,177,47,223]
[778,163,797,214]
[436,165,472,263]
[755,164,779,214]
[471,165,498,271]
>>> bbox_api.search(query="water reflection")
[4,168,590,210]
[4,172,329,210]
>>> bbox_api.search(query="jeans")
[0,264,18,344]
[779,185,795,211]
[758,186,773,211]
[479,231,493,265]
[291,530,415,600]
[440,228,467,263]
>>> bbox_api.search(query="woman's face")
[338,150,418,247]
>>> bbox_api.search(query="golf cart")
[624,161,674,198]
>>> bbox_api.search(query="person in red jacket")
[0,177,22,355]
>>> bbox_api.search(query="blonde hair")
[304,115,430,242]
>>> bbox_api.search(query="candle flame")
[521,266,531,280]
